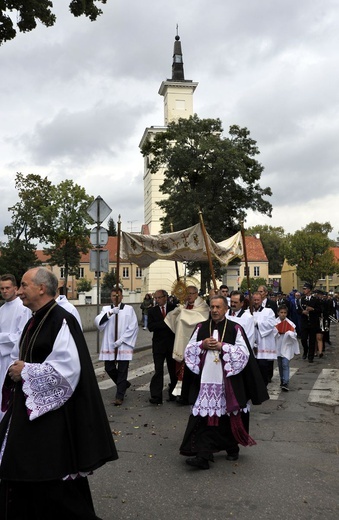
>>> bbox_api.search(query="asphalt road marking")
[268,367,298,400]
[308,368,339,407]
[97,362,339,408]
[98,363,155,390]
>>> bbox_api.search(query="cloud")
[1,0,339,244]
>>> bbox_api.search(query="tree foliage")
[76,278,92,292]
[107,217,117,236]
[284,222,338,286]
[0,0,107,45]
[4,173,94,292]
[100,268,118,303]
[4,173,53,242]
[240,276,268,293]
[141,115,272,291]
[0,238,40,282]
[246,224,286,274]
[43,180,93,290]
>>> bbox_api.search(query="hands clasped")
[202,337,222,351]
[8,360,25,382]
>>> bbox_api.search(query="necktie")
[161,306,166,318]
[232,311,236,316]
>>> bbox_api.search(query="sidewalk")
[84,325,152,367]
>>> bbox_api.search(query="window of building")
[94,271,101,278]
[78,267,84,279]
[254,266,260,277]
[244,266,250,276]
[60,267,65,279]
[136,267,142,278]
[122,267,129,278]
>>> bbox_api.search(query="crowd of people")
[0,269,338,515]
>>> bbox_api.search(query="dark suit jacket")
[147,302,176,354]
[264,298,278,317]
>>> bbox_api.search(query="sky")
[1,0,339,244]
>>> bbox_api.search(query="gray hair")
[210,295,228,308]
[31,267,58,297]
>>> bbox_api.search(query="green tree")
[4,173,53,243]
[76,278,92,293]
[4,173,94,294]
[246,225,286,274]
[284,222,338,286]
[0,238,40,282]
[141,115,272,292]
[107,217,117,236]
[0,0,107,45]
[240,277,268,293]
[43,180,94,293]
[101,268,118,303]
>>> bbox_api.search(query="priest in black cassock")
[180,295,269,470]
[0,267,118,519]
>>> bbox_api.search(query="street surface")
[86,325,339,520]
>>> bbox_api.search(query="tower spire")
[172,26,185,81]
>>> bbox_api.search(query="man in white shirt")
[95,287,138,406]
[252,291,277,386]
[228,291,255,348]
[0,274,31,420]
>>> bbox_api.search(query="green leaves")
[284,222,337,285]
[2,172,94,289]
[0,0,106,45]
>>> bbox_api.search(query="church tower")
[139,32,198,294]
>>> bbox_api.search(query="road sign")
[90,226,108,247]
[87,196,111,223]
[89,250,109,272]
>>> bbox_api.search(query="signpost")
[87,196,112,352]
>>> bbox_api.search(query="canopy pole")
[240,221,253,314]
[199,210,218,292]
[114,215,121,350]
[170,222,180,281]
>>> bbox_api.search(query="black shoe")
[186,456,210,470]
[226,453,239,461]
[149,397,162,405]
[308,358,314,363]
[126,381,131,389]
[166,394,176,402]
[302,355,307,360]
[319,353,323,358]
[281,384,289,392]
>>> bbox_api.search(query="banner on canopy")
[120,223,243,268]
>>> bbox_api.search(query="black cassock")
[0,300,117,519]
[180,318,269,459]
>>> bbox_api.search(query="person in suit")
[148,289,177,405]
[297,282,320,363]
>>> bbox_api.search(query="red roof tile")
[244,236,268,262]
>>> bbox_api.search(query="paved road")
[86,324,339,520]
